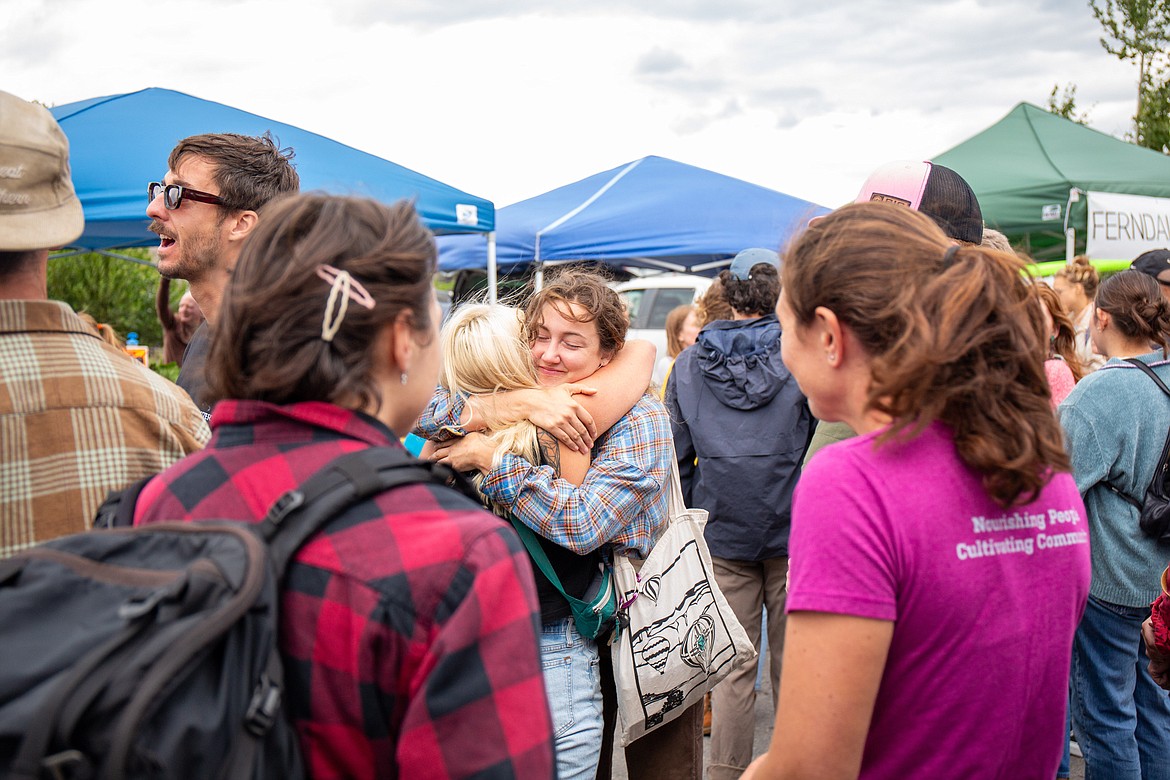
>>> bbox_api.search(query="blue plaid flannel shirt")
[415,389,671,558]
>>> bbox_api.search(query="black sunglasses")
[148,181,227,210]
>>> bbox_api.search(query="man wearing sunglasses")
[147,133,299,419]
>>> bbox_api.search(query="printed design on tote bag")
[626,538,740,728]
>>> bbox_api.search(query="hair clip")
[316,264,375,342]
[942,244,961,268]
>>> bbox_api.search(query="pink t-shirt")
[1045,358,1076,407]
[788,422,1090,779]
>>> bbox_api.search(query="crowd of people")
[3,86,1170,779]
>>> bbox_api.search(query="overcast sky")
[2,0,1146,209]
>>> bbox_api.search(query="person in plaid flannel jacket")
[0,90,208,559]
[134,193,554,779]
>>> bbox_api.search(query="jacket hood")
[695,314,790,410]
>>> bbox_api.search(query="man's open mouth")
[149,220,177,250]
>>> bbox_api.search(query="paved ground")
[610,674,1086,778]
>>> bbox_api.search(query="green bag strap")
[508,515,573,598]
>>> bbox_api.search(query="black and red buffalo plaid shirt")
[134,400,554,779]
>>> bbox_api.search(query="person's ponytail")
[783,203,1070,507]
[1096,270,1170,357]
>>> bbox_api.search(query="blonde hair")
[1054,255,1099,299]
[439,303,542,483]
[77,311,124,349]
[980,228,1014,254]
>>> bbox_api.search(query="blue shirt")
[1059,352,1170,607]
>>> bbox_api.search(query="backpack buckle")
[264,490,305,527]
[117,587,170,620]
[244,676,282,737]
[42,750,89,780]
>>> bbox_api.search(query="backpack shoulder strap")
[1108,359,1170,507]
[260,447,472,577]
[93,475,154,529]
[509,515,571,595]
[1124,358,1170,398]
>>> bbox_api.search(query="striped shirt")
[0,299,209,557]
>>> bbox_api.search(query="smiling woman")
[416,267,673,780]
[525,268,626,385]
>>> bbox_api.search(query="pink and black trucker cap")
[855,160,983,245]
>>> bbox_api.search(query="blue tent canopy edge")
[438,155,827,277]
[51,87,494,251]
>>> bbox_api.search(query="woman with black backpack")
[132,194,556,779]
[1059,269,1170,779]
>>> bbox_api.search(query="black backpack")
[1105,358,1170,546]
[0,447,470,779]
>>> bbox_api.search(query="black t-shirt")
[176,322,212,423]
[497,450,602,625]
[528,531,602,625]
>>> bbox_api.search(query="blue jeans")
[1058,692,1071,778]
[1071,595,1170,780]
[541,618,603,780]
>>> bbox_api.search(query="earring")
[400,373,408,385]
[827,352,837,363]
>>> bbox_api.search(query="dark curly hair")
[719,263,780,317]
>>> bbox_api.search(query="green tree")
[46,250,177,347]
[1047,83,1091,124]
[1090,0,1170,148]
[1135,64,1170,152]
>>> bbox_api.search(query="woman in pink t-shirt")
[744,202,1091,780]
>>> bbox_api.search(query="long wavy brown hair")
[782,202,1071,507]
[1035,282,1086,383]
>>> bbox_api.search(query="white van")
[613,273,712,366]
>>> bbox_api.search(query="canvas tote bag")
[609,451,756,746]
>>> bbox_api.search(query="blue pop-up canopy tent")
[51,88,494,255]
[439,155,827,281]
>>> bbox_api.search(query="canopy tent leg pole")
[1063,187,1080,265]
[487,232,497,304]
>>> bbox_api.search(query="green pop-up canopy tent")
[934,103,1170,269]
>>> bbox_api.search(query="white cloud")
[1,0,1152,210]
